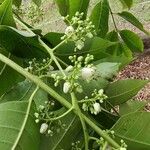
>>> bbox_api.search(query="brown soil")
[117,38,150,102]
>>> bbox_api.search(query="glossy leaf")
[119,0,133,9]
[0,49,23,97]
[95,55,132,70]
[120,100,147,116]
[68,0,90,19]
[55,0,69,17]
[90,0,109,36]
[0,101,40,150]
[44,32,117,63]
[0,80,48,107]
[119,30,144,52]
[0,0,16,27]
[0,25,47,58]
[105,79,148,106]
[112,112,150,150]
[105,30,119,55]
[118,11,148,34]
[40,112,82,150]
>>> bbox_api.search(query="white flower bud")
[93,102,101,115]
[75,40,84,50]
[65,65,73,72]
[98,89,104,96]
[86,32,93,38]
[35,119,39,123]
[65,26,74,35]
[40,123,48,134]
[81,67,95,80]
[63,82,71,93]
[34,113,39,118]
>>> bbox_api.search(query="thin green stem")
[12,86,39,150]
[78,98,96,103]
[38,38,66,77]
[106,101,120,117]
[56,56,68,67]
[71,92,89,150]
[15,17,66,77]
[102,141,108,150]
[109,7,119,33]
[44,107,73,121]
[89,136,99,142]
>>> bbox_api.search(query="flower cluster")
[34,101,66,136]
[82,89,108,115]
[61,12,96,51]
[50,54,95,94]
[71,141,81,150]
[24,58,53,76]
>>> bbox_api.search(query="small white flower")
[65,26,74,35]
[82,103,88,111]
[98,89,104,96]
[86,32,93,38]
[65,65,73,72]
[63,82,71,93]
[35,119,39,123]
[93,102,101,115]
[40,123,48,134]
[81,67,95,80]
[34,113,39,118]
[75,40,84,50]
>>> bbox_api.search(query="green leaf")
[40,112,82,150]
[0,101,40,150]
[119,30,144,52]
[118,11,148,34]
[96,62,120,79]
[44,32,116,63]
[0,80,48,107]
[0,0,16,27]
[105,30,119,55]
[0,25,47,58]
[105,79,149,106]
[0,49,23,97]
[112,112,150,150]
[68,0,90,20]
[90,0,109,37]
[96,55,132,70]
[56,0,90,19]
[120,100,147,116]
[55,0,69,17]
[119,0,133,9]
[92,111,119,129]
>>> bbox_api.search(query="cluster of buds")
[82,89,108,115]
[61,12,96,51]
[61,54,95,94]
[24,58,53,76]
[71,141,81,150]
[96,130,115,149]
[34,101,67,136]
[119,140,127,150]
